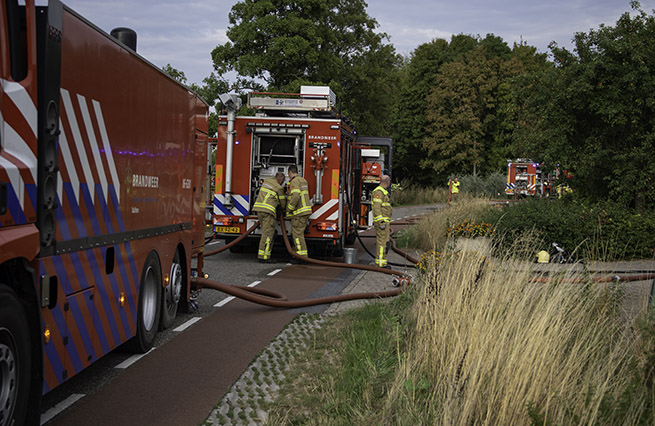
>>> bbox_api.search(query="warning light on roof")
[119,292,125,307]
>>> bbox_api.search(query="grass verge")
[264,293,415,425]
[266,240,655,425]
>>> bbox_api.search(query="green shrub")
[458,172,506,198]
[480,198,655,260]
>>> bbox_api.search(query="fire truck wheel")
[160,250,184,330]
[0,285,32,426]
[130,252,162,353]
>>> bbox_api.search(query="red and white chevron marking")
[309,198,339,221]
[0,78,38,215]
[59,88,120,205]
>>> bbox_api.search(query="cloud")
[200,28,230,45]
[379,21,453,54]
[64,0,231,84]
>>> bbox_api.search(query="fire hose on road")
[195,218,655,308]
[192,218,412,308]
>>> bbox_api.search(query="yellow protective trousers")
[257,211,276,260]
[291,215,310,256]
[374,221,390,267]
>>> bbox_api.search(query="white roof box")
[300,85,336,107]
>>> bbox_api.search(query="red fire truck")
[505,159,554,197]
[0,1,208,423]
[212,87,392,256]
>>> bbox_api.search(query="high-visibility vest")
[287,176,312,217]
[451,181,460,194]
[371,185,392,223]
[253,178,286,215]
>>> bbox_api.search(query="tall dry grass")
[382,243,653,424]
[402,197,491,252]
[390,184,450,206]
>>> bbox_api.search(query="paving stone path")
[201,313,328,425]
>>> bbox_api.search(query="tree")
[189,73,232,137]
[162,63,188,85]
[424,50,488,178]
[340,43,401,136]
[214,0,383,88]
[211,0,401,134]
[391,35,478,185]
[422,36,534,182]
[520,1,655,208]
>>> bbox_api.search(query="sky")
[61,0,655,87]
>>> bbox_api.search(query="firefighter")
[372,174,392,268]
[449,177,460,203]
[253,172,286,263]
[286,165,312,261]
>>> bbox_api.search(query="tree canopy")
[213,0,385,88]
[392,34,550,185]
[517,1,655,208]
[209,0,401,135]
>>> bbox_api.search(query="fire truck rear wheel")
[160,250,184,330]
[130,252,162,353]
[0,285,32,426]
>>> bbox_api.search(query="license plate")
[215,226,240,234]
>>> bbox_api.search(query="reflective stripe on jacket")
[253,178,286,214]
[287,176,312,217]
[371,185,392,223]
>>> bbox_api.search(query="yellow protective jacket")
[371,185,392,223]
[253,177,286,215]
[287,176,312,217]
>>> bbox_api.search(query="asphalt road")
[40,246,338,424]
